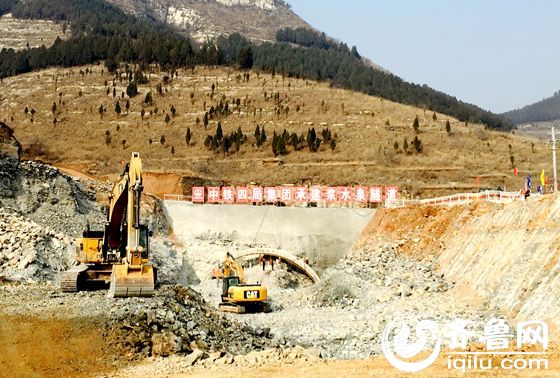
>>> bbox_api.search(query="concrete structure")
[163,202,375,271]
[234,248,321,283]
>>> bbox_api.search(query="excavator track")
[219,302,246,314]
[60,271,80,292]
[60,264,89,292]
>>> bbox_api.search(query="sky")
[288,0,560,114]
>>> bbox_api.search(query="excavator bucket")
[109,263,155,297]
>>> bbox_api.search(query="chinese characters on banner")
[191,186,399,205]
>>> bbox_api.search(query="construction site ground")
[1,158,560,377]
[1,283,559,377]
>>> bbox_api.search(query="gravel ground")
[228,242,495,359]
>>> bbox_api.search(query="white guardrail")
[385,190,525,208]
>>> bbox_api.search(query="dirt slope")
[361,196,560,333]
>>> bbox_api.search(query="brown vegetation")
[0,64,549,197]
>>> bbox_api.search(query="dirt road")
[114,352,560,378]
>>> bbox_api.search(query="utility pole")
[552,126,558,195]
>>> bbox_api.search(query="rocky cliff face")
[106,0,309,43]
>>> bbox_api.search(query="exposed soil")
[0,313,116,378]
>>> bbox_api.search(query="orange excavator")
[60,152,155,297]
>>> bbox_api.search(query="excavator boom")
[61,152,155,297]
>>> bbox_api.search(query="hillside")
[105,0,309,43]
[503,91,560,124]
[0,0,511,131]
[0,64,549,197]
[0,13,68,51]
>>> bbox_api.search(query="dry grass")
[0,64,550,197]
[0,14,68,51]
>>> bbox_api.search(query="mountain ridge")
[503,91,560,125]
[105,0,309,43]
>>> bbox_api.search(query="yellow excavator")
[60,152,155,297]
[216,252,270,313]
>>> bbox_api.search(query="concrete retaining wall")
[163,202,375,270]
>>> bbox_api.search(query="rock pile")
[310,242,450,309]
[0,158,105,236]
[0,208,72,281]
[104,285,276,359]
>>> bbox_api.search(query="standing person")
[270,256,274,271]
[259,254,265,271]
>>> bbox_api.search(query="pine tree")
[165,113,170,124]
[144,91,153,105]
[160,135,166,145]
[413,135,423,153]
[272,131,278,156]
[446,120,451,134]
[413,116,420,133]
[126,81,138,98]
[255,124,260,140]
[260,127,267,143]
[203,112,209,129]
[210,136,218,151]
[403,138,409,152]
[115,101,121,117]
[276,134,287,155]
[216,122,223,140]
[329,138,336,151]
[185,127,191,145]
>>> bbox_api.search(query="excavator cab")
[222,276,241,297]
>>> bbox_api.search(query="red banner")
[192,186,205,203]
[185,185,400,205]
[221,186,235,204]
[339,187,352,202]
[251,186,263,203]
[385,186,399,201]
[280,187,293,203]
[325,187,338,203]
[264,187,277,203]
[207,186,220,203]
[295,187,308,202]
[354,186,367,203]
[369,187,383,203]
[236,187,249,204]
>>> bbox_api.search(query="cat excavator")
[60,152,155,297]
[216,252,270,313]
